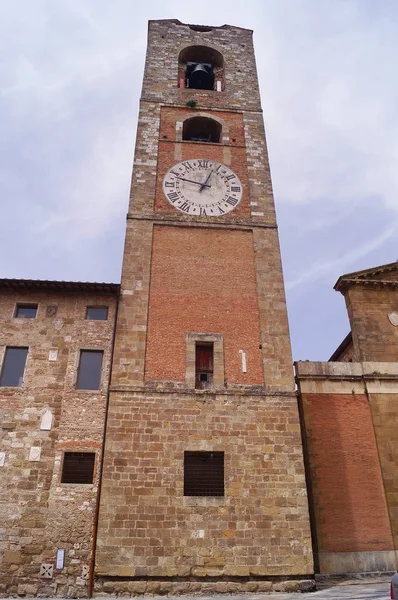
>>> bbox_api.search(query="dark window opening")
[184,451,224,496]
[178,46,224,91]
[15,304,38,319]
[86,306,108,321]
[61,452,95,484]
[195,342,213,389]
[76,350,103,390]
[0,347,28,387]
[183,117,221,143]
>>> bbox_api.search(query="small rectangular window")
[195,343,213,389]
[15,304,38,319]
[184,451,224,497]
[76,350,103,390]
[0,347,28,387]
[86,307,108,320]
[61,452,95,484]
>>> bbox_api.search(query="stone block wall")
[344,286,398,361]
[0,285,117,597]
[96,391,313,579]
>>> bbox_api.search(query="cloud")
[286,221,397,291]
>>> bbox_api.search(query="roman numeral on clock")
[181,161,193,170]
[197,160,209,168]
[231,186,241,192]
[226,196,238,206]
[165,181,175,188]
[180,201,191,213]
[167,192,179,202]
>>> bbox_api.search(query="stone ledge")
[93,578,316,596]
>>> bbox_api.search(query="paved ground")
[149,582,390,600]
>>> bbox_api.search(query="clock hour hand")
[199,169,213,192]
[176,176,211,188]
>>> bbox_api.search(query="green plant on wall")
[186,99,197,108]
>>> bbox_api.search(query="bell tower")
[96,20,313,592]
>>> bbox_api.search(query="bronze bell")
[192,63,208,74]
[189,63,212,89]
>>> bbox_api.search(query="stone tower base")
[94,577,316,596]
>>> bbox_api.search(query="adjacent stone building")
[0,280,119,596]
[1,18,397,599]
[296,262,398,575]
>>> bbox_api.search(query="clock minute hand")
[199,169,213,192]
[176,176,211,188]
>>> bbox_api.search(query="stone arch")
[178,45,224,91]
[182,116,222,143]
[176,112,229,144]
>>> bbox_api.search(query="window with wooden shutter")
[195,343,213,389]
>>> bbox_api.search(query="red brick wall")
[145,226,264,385]
[301,393,393,553]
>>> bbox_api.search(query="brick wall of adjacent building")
[296,361,397,574]
[0,286,117,597]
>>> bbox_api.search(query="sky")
[1,0,397,361]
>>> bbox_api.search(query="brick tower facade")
[95,20,313,592]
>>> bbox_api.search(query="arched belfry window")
[183,117,221,143]
[178,46,224,91]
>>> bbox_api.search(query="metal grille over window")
[61,452,95,484]
[184,451,224,496]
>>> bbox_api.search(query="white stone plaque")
[40,410,53,431]
[40,564,54,579]
[49,349,58,361]
[388,312,398,327]
[239,349,247,373]
[29,446,41,461]
[56,548,65,569]
[191,530,205,538]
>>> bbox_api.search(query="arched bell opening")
[178,45,224,91]
[182,117,222,143]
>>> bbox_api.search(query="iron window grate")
[184,451,224,496]
[61,452,95,484]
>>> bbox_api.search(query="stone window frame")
[186,332,224,390]
[176,112,229,145]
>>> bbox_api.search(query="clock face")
[163,159,243,216]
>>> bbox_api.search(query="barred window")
[184,451,224,496]
[61,452,95,484]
